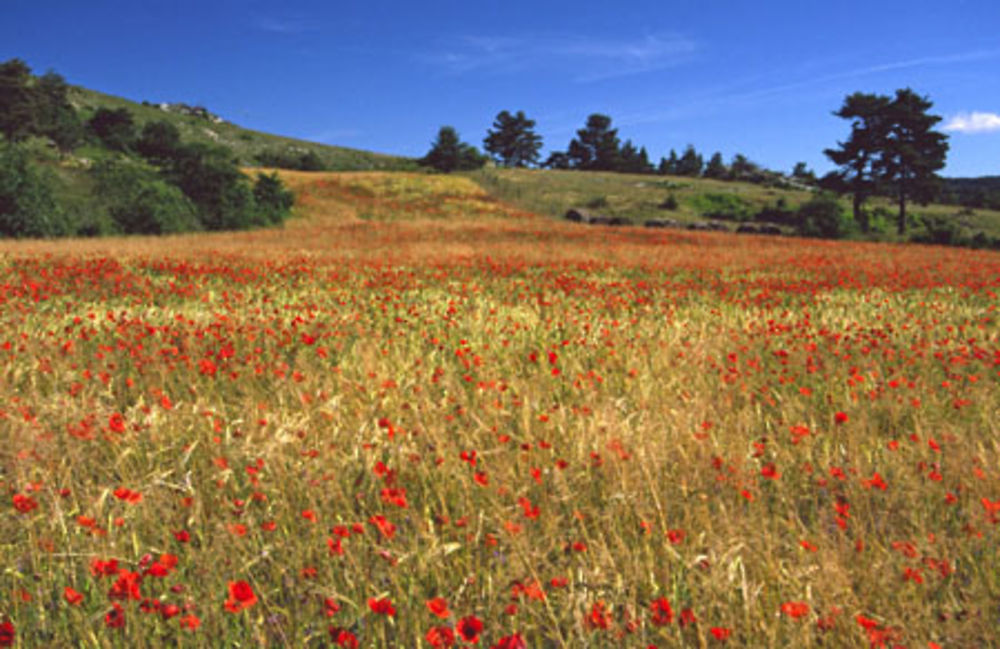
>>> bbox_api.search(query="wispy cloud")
[254,16,317,35]
[305,128,363,143]
[615,47,1000,129]
[944,111,1000,133]
[422,33,697,82]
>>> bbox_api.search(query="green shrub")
[797,195,851,238]
[0,139,72,237]
[253,172,295,225]
[658,193,679,210]
[93,159,200,234]
[88,107,136,152]
[689,192,754,221]
[585,195,609,209]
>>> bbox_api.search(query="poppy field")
[2,171,1000,647]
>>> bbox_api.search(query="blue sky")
[4,0,999,176]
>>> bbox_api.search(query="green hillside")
[66,86,417,171]
[469,167,1000,243]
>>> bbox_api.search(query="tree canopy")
[420,126,486,173]
[825,89,947,234]
[483,110,542,168]
[566,114,621,171]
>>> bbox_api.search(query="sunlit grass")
[1,170,999,647]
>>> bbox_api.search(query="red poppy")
[426,597,451,619]
[649,597,674,626]
[12,494,38,514]
[64,586,84,605]
[834,411,849,424]
[105,603,126,629]
[108,412,126,433]
[368,597,395,616]
[329,627,359,648]
[426,626,456,647]
[457,615,484,643]
[0,621,13,646]
[710,627,731,641]
[780,601,809,619]
[224,580,257,612]
[180,614,201,630]
[492,634,526,649]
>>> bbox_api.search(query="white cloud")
[423,33,697,82]
[944,111,1000,133]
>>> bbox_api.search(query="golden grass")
[1,170,999,647]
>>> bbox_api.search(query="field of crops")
[2,171,999,647]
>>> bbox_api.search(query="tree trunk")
[897,179,907,236]
[853,193,869,232]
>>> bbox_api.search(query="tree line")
[0,58,294,238]
[421,87,952,237]
[420,111,813,187]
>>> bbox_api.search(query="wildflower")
[780,601,809,619]
[457,615,484,643]
[426,626,456,647]
[0,621,14,646]
[108,412,126,433]
[105,603,125,629]
[834,412,849,425]
[368,597,395,616]
[179,614,201,630]
[12,494,38,513]
[329,627,359,647]
[710,627,731,641]
[224,580,257,612]
[64,586,84,605]
[649,597,674,626]
[427,597,451,619]
[492,634,526,649]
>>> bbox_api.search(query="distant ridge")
[66,85,417,172]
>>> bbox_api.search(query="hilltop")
[66,86,416,172]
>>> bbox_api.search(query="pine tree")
[483,110,542,168]
[566,114,620,171]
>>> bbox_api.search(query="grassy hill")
[66,86,417,171]
[468,167,1000,242]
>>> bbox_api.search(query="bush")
[909,214,966,246]
[690,193,754,221]
[88,108,136,152]
[658,193,679,210]
[136,121,182,164]
[585,195,609,209]
[0,139,71,237]
[93,159,200,234]
[255,149,325,171]
[253,172,295,225]
[796,195,851,238]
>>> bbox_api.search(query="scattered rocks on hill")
[154,102,226,124]
[644,218,680,228]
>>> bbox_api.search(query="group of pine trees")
[0,58,294,238]
[422,88,951,237]
[421,111,814,187]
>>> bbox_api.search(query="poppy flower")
[64,586,84,605]
[492,635,526,649]
[180,614,201,630]
[710,627,731,641]
[0,621,13,646]
[780,601,809,618]
[224,580,257,612]
[368,597,395,616]
[105,603,125,629]
[426,626,456,647]
[649,597,674,626]
[457,615,484,643]
[426,597,451,619]
[834,411,849,424]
